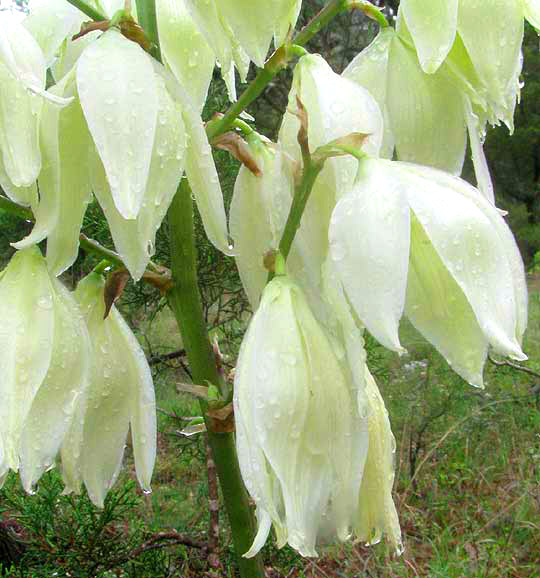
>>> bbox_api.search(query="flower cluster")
[0,0,533,563]
[0,248,156,505]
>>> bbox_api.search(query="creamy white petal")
[156,0,215,112]
[355,368,402,554]
[0,62,42,188]
[524,0,540,29]
[77,29,158,219]
[0,153,38,207]
[274,0,302,48]
[23,0,86,66]
[162,70,231,255]
[398,163,526,360]
[19,280,91,492]
[387,35,466,174]
[406,213,487,387]
[0,247,55,471]
[183,0,233,76]
[229,139,294,308]
[218,0,298,68]
[457,0,523,130]
[400,162,528,347]
[329,158,410,353]
[46,79,93,275]
[74,273,156,506]
[343,28,395,160]
[92,74,186,280]
[401,0,458,73]
[235,277,360,556]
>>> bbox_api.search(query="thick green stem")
[167,181,265,577]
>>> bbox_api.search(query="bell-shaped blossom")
[0,247,91,492]
[355,366,402,553]
[77,29,158,220]
[234,273,369,557]
[90,70,187,280]
[328,158,528,387]
[62,272,156,507]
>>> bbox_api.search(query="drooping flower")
[77,29,158,220]
[61,272,156,507]
[0,247,91,492]
[234,273,369,557]
[328,158,528,387]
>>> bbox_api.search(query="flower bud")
[62,272,156,507]
[234,275,366,557]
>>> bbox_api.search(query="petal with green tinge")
[77,30,158,219]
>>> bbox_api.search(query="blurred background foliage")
[0,1,539,577]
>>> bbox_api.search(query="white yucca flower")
[234,274,368,557]
[0,247,90,492]
[61,272,156,507]
[328,158,528,387]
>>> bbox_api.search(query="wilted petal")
[91,74,186,280]
[72,273,156,506]
[355,367,402,554]
[401,0,458,73]
[0,62,42,187]
[387,35,466,174]
[399,163,526,360]
[329,158,410,353]
[0,247,55,471]
[156,0,215,112]
[19,280,91,492]
[406,213,487,386]
[77,29,158,219]
[457,0,523,130]
[343,28,395,159]
[23,0,86,66]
